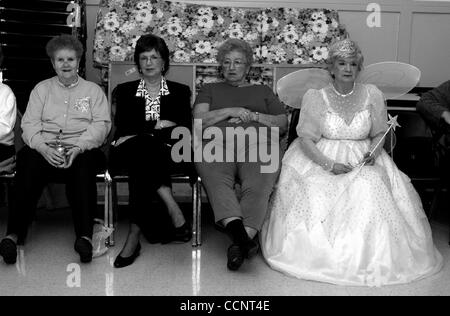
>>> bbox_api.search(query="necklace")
[332,83,355,97]
[58,75,79,88]
[145,81,161,97]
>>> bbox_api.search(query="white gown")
[261,83,443,286]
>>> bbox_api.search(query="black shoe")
[227,244,244,271]
[74,238,93,263]
[114,242,141,268]
[0,238,17,265]
[173,222,192,243]
[244,236,260,259]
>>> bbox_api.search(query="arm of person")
[258,86,288,134]
[297,89,352,175]
[21,85,49,153]
[74,85,111,152]
[192,83,250,129]
[21,87,65,167]
[0,85,17,141]
[299,138,352,174]
[112,84,139,141]
[156,84,192,130]
[231,86,288,133]
[416,80,450,131]
[251,112,287,134]
[110,85,137,146]
[193,102,249,129]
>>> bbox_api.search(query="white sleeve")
[0,84,17,143]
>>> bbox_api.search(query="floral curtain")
[93,0,347,67]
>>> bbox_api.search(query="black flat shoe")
[74,238,93,263]
[227,244,244,271]
[173,222,192,243]
[0,238,17,265]
[114,242,141,268]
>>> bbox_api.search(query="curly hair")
[327,38,364,72]
[134,34,170,76]
[45,34,84,60]
[216,38,254,66]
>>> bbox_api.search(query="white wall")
[85,0,450,87]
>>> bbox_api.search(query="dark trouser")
[110,134,180,228]
[0,144,15,162]
[6,146,104,244]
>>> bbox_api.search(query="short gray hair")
[46,34,84,60]
[216,39,254,66]
[327,38,364,72]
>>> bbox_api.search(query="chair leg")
[104,172,115,247]
[192,179,198,247]
[196,178,202,247]
[192,177,203,247]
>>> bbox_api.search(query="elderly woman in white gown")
[261,39,443,286]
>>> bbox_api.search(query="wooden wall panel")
[338,10,400,65]
[410,12,450,87]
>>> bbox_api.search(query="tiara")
[330,39,358,59]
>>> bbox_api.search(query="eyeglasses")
[139,55,162,63]
[222,60,247,68]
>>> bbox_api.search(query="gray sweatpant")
[195,141,282,230]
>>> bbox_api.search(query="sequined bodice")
[321,83,371,140]
[323,109,371,140]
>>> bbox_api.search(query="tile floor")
[0,205,449,296]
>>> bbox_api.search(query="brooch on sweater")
[74,97,91,113]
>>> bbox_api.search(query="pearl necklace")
[332,83,355,97]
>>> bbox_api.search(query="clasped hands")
[39,145,81,169]
[331,152,375,175]
[227,107,258,124]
